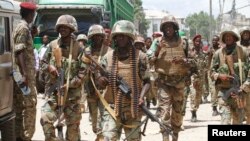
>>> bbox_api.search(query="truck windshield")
[37,13,100,37]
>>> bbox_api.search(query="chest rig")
[105,47,142,118]
[50,39,80,81]
[155,38,189,76]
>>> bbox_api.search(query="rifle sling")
[90,75,137,128]
[236,47,243,85]
[64,38,73,104]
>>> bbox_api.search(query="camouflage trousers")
[190,78,204,111]
[203,71,210,98]
[14,81,37,141]
[181,86,190,115]
[244,92,250,124]
[40,87,82,141]
[101,105,142,141]
[87,93,104,135]
[157,80,185,136]
[210,80,219,107]
[145,80,158,102]
[218,89,243,124]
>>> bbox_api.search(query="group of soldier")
[11,1,250,141]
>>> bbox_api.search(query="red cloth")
[152,32,163,37]
[20,2,37,10]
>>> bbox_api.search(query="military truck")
[0,0,21,140]
[33,0,134,49]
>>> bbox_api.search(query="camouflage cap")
[239,26,250,36]
[134,36,145,45]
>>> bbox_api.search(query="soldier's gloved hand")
[48,65,59,76]
[218,74,234,81]
[96,76,109,89]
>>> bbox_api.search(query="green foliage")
[185,11,216,41]
[132,0,149,37]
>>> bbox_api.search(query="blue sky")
[142,0,250,18]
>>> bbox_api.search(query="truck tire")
[0,118,15,141]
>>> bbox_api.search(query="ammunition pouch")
[157,74,185,87]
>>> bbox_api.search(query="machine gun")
[84,51,175,139]
[84,51,131,98]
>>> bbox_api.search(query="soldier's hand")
[48,65,59,76]
[138,97,144,106]
[218,74,234,81]
[96,76,109,89]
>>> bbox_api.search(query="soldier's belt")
[158,74,185,86]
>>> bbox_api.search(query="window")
[0,16,10,54]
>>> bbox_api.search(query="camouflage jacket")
[41,37,85,88]
[12,19,36,83]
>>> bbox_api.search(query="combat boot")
[172,133,178,141]
[212,106,219,116]
[152,97,157,106]
[162,132,169,141]
[191,111,197,122]
[202,96,209,104]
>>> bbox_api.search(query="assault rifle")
[222,74,241,101]
[84,51,131,97]
[46,67,65,140]
[84,52,174,139]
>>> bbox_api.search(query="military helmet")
[55,14,78,32]
[160,15,179,32]
[220,25,239,43]
[134,36,145,45]
[88,24,105,39]
[111,20,136,40]
[77,34,88,41]
[239,26,250,37]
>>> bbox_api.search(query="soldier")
[238,27,250,124]
[209,35,221,116]
[147,15,196,141]
[211,27,249,124]
[77,34,88,48]
[83,24,110,140]
[189,34,209,122]
[40,14,85,140]
[12,2,37,141]
[90,20,150,141]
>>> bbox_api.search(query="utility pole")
[209,0,213,45]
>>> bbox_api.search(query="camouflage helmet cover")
[239,26,250,36]
[134,36,145,45]
[160,15,179,32]
[88,24,105,39]
[77,34,88,41]
[111,20,136,40]
[220,26,239,43]
[55,14,78,32]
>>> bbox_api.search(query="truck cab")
[0,0,21,140]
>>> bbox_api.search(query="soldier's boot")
[172,133,179,141]
[152,97,157,106]
[57,126,64,140]
[146,99,150,108]
[162,132,169,141]
[202,96,209,104]
[212,106,219,116]
[191,111,197,122]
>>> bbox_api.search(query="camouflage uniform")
[147,15,196,141]
[211,27,249,124]
[189,35,209,122]
[83,24,110,138]
[98,20,149,141]
[238,27,250,124]
[40,15,84,141]
[12,18,37,141]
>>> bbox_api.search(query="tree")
[132,0,149,37]
[185,11,216,42]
